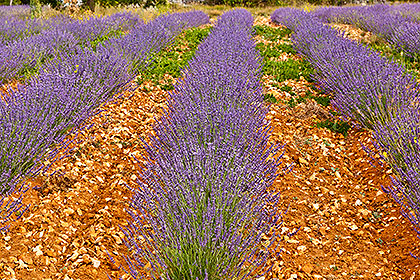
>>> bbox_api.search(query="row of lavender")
[0,10,141,85]
[117,9,282,279]
[312,3,420,59]
[0,5,31,18]
[0,10,210,231]
[272,8,420,248]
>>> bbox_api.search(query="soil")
[0,16,419,280]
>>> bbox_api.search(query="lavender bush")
[61,12,143,48]
[311,4,420,59]
[372,106,420,235]
[0,10,209,231]
[0,27,79,85]
[103,10,209,74]
[0,47,132,197]
[0,5,31,18]
[389,22,420,59]
[272,7,420,241]
[0,11,208,86]
[120,9,282,280]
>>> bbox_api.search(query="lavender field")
[0,3,419,280]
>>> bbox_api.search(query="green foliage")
[256,27,313,83]
[184,27,211,49]
[263,58,313,83]
[30,0,41,18]
[137,26,211,86]
[287,91,330,108]
[253,25,291,41]
[312,95,330,107]
[316,119,351,137]
[280,85,293,94]
[263,93,278,103]
[287,95,304,108]
[90,29,124,50]
[258,43,296,59]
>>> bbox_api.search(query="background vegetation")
[3,0,419,14]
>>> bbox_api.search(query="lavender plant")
[372,106,420,235]
[0,5,31,18]
[311,4,420,60]
[272,8,420,130]
[0,27,79,85]
[272,6,420,242]
[120,9,282,280]
[103,11,209,75]
[389,22,420,60]
[0,10,210,231]
[0,47,132,195]
[0,12,146,85]
[62,12,143,48]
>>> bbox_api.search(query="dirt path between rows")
[0,16,418,280]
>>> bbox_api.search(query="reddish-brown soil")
[0,16,419,280]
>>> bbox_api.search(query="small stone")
[96,176,104,183]
[113,235,122,245]
[21,255,33,265]
[297,245,307,251]
[302,263,313,274]
[64,208,74,215]
[42,256,50,266]
[375,272,382,277]
[17,259,27,269]
[82,254,90,264]
[92,258,100,268]
[79,247,87,254]
[46,250,56,257]
[355,199,362,206]
[359,209,370,216]
[33,245,43,257]
[349,224,358,230]
[69,252,79,261]
[299,157,309,165]
[335,171,342,180]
